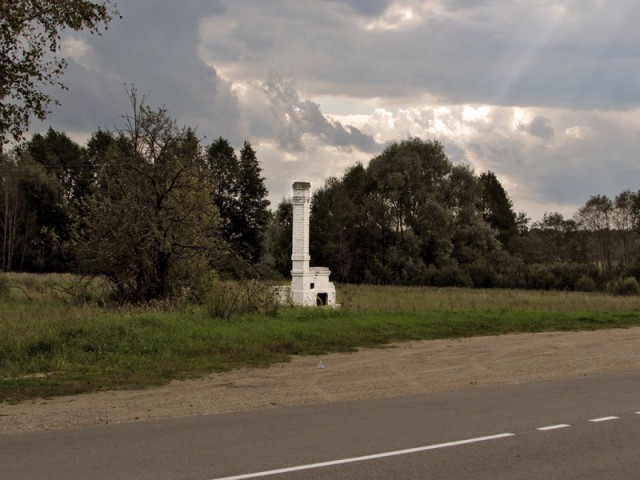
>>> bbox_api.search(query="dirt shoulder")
[2,327,640,434]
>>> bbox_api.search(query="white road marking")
[589,416,619,423]
[211,433,515,480]
[212,410,638,479]
[537,424,570,431]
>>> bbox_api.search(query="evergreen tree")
[237,141,270,263]
[205,139,270,273]
[262,199,292,278]
[206,137,240,245]
[24,128,95,214]
[479,171,518,246]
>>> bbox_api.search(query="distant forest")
[2,114,640,300]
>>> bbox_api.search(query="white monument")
[289,181,337,307]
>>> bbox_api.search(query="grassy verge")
[1,273,640,402]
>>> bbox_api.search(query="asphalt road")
[2,370,640,479]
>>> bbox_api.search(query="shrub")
[526,262,599,291]
[607,277,640,296]
[526,264,557,290]
[574,275,597,292]
[205,280,280,320]
[182,270,219,304]
[432,264,473,288]
[466,258,497,288]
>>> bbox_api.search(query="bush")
[432,264,473,288]
[182,270,219,304]
[205,280,280,320]
[526,264,557,290]
[466,258,496,288]
[607,277,640,296]
[526,262,598,291]
[574,275,597,292]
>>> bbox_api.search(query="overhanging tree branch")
[0,0,120,147]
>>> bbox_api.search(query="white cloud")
[322,101,640,220]
[564,126,588,140]
[364,3,423,31]
[462,105,492,123]
[61,37,99,72]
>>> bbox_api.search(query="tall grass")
[338,284,640,312]
[1,274,640,402]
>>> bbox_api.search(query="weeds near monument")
[205,280,280,319]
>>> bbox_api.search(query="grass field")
[1,273,640,402]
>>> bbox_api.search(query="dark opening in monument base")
[316,293,328,306]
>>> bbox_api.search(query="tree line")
[267,138,640,293]
[2,113,640,300]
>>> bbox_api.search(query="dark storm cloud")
[325,0,392,16]
[199,0,640,109]
[446,0,494,10]
[260,74,379,152]
[518,116,554,139]
[40,0,243,142]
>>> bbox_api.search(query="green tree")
[0,0,119,147]
[576,195,614,275]
[309,138,514,287]
[0,150,63,271]
[75,91,219,302]
[339,163,377,282]
[262,199,292,278]
[448,165,504,287]
[237,141,270,263]
[24,128,93,208]
[18,128,91,269]
[206,137,240,244]
[83,128,115,203]
[517,212,586,266]
[479,171,517,246]
[311,177,356,281]
[311,162,404,283]
[366,138,454,276]
[612,190,640,268]
[367,137,451,235]
[205,138,271,275]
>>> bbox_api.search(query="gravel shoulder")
[2,327,640,434]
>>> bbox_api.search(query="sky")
[30,0,640,222]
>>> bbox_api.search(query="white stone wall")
[291,270,336,306]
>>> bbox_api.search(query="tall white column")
[291,181,311,274]
[291,182,311,306]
